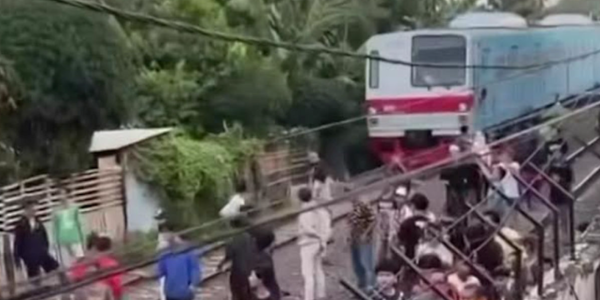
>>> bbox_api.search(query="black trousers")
[230,273,253,300]
[23,253,59,278]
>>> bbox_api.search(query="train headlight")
[459,103,467,112]
[368,107,377,115]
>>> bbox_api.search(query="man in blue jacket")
[157,223,202,300]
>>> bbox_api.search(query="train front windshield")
[411,35,466,87]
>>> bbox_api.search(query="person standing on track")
[348,196,376,292]
[297,187,330,300]
[13,199,59,285]
[218,215,258,300]
[158,224,202,300]
[52,187,85,267]
[307,157,334,264]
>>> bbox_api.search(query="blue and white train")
[365,12,600,169]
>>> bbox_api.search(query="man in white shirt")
[490,159,520,218]
[297,188,330,300]
[220,181,247,219]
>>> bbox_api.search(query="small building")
[89,128,172,232]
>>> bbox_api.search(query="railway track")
[117,107,600,300]
[124,166,391,299]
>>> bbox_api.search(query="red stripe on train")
[367,94,475,114]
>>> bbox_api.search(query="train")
[365,12,600,170]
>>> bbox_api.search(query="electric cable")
[42,0,600,70]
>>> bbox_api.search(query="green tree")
[489,0,543,17]
[546,0,600,16]
[133,129,261,228]
[0,0,135,179]
[125,0,291,135]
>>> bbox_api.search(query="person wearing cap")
[13,199,59,283]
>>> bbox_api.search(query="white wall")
[124,169,162,232]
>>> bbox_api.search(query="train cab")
[365,12,529,170]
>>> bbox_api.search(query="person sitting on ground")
[409,253,445,297]
[412,269,460,300]
[410,194,436,222]
[447,262,481,298]
[370,259,403,300]
[482,210,526,270]
[398,212,431,260]
[220,181,248,219]
[416,223,453,268]
[464,223,504,275]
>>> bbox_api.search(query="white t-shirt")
[297,202,331,246]
[416,242,453,267]
[498,162,520,199]
[312,178,334,202]
[219,194,246,218]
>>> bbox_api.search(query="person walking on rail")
[13,199,59,284]
[297,187,330,300]
[52,187,86,267]
[252,230,281,300]
[348,196,376,292]
[157,223,202,300]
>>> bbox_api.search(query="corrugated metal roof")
[89,128,173,153]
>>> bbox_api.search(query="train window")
[411,35,466,88]
[369,50,380,88]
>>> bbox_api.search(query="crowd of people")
[10,127,576,300]
[286,132,575,300]
[12,194,127,299]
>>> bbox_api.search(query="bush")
[133,128,261,229]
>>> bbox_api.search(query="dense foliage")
[134,128,261,228]
[0,0,135,179]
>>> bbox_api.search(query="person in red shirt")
[68,232,123,300]
[94,235,124,299]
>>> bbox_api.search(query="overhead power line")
[42,0,600,70]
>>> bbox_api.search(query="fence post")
[1,190,15,298]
